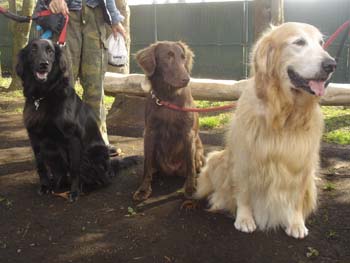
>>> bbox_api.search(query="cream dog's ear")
[135,43,158,76]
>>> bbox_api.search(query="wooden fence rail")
[104,73,350,106]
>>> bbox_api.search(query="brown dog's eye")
[168,51,174,57]
[293,39,306,46]
[181,54,186,60]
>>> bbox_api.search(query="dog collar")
[33,97,45,111]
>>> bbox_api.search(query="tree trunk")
[107,0,130,74]
[8,0,35,91]
[254,0,284,40]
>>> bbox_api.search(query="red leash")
[323,20,350,49]
[0,7,69,46]
[34,10,69,46]
[150,91,235,113]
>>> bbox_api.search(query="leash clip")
[150,90,163,106]
[57,41,66,48]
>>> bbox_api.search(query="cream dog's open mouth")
[287,68,328,96]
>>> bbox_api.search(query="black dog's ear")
[135,43,157,77]
[16,45,29,80]
[54,43,68,74]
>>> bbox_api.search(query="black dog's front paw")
[37,185,51,196]
[68,191,79,202]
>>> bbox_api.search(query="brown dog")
[133,41,204,201]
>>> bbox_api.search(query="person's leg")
[80,5,110,145]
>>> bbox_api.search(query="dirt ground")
[1,109,350,263]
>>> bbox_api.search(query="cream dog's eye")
[293,39,306,46]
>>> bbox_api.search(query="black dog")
[16,39,136,201]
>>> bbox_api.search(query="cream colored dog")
[195,22,336,239]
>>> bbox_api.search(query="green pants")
[62,5,109,144]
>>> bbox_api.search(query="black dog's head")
[16,39,67,84]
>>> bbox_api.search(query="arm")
[105,0,126,39]
[48,0,69,16]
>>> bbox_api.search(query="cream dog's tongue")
[309,80,326,96]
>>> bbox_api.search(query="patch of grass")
[0,77,11,88]
[326,230,337,239]
[0,196,13,208]
[323,182,336,191]
[196,101,232,129]
[322,106,350,145]
[199,113,230,129]
[306,247,319,258]
[195,100,228,108]
[74,82,114,110]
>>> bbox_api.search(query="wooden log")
[104,72,350,106]
[104,72,247,101]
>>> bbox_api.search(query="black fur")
[16,39,137,201]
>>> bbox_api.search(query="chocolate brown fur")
[133,41,204,201]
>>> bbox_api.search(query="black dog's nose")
[322,58,336,74]
[39,61,49,68]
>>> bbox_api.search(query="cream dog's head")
[251,22,336,98]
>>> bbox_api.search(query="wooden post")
[8,0,35,91]
[254,0,284,40]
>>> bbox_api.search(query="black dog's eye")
[168,51,175,57]
[31,46,38,53]
[47,47,54,54]
[293,39,306,46]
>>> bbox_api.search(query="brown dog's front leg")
[133,132,155,201]
[183,134,197,198]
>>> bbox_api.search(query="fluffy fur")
[195,22,336,239]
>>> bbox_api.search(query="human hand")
[49,0,69,16]
[111,22,126,39]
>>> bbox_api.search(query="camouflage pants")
[62,5,110,144]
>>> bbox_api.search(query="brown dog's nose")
[322,58,336,74]
[182,77,190,85]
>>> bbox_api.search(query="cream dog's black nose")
[322,58,336,74]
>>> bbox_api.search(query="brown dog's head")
[136,41,194,88]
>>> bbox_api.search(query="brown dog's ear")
[136,44,157,76]
[177,41,194,73]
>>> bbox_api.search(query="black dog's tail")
[80,144,112,191]
[80,145,142,192]
[110,155,143,175]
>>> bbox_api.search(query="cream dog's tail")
[195,150,226,199]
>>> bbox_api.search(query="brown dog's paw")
[133,187,152,201]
